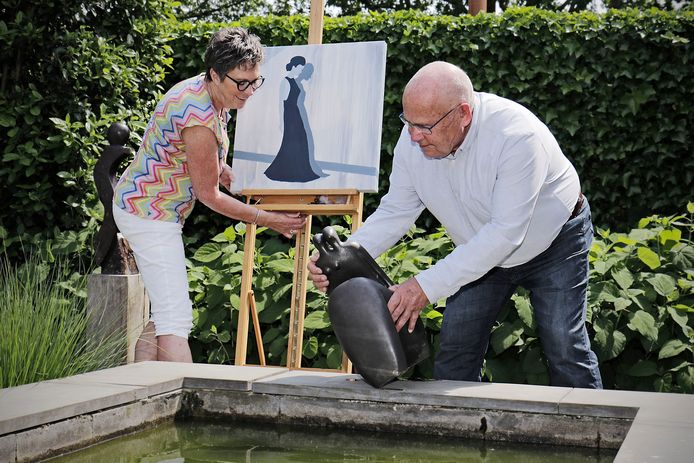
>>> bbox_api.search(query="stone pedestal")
[87,274,149,364]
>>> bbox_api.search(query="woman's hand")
[219,164,235,192]
[258,211,306,239]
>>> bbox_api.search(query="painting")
[230,41,387,193]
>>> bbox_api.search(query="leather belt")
[569,193,584,220]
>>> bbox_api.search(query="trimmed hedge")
[1,8,692,257]
[167,8,693,235]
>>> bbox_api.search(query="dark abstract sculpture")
[93,122,138,275]
[312,226,392,294]
[312,227,428,388]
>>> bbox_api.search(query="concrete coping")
[1,362,693,462]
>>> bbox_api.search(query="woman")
[113,28,306,363]
[264,55,325,182]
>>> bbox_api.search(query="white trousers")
[112,204,193,338]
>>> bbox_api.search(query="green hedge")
[0,0,175,259]
[167,8,693,236]
[1,8,691,257]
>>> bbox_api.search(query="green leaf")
[611,266,634,290]
[592,318,627,361]
[490,320,524,355]
[673,245,694,272]
[627,310,658,343]
[193,243,223,263]
[658,339,688,360]
[667,306,691,335]
[0,113,15,127]
[223,226,237,242]
[627,359,658,377]
[521,347,547,374]
[265,259,295,273]
[326,345,343,370]
[588,281,620,304]
[513,294,535,330]
[646,274,677,298]
[303,310,331,330]
[302,336,318,359]
[676,366,694,393]
[659,229,681,246]
[217,330,231,343]
[637,247,660,270]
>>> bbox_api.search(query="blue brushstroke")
[233,151,378,177]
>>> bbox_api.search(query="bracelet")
[251,209,261,225]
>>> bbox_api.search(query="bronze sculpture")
[93,122,138,275]
[312,226,428,387]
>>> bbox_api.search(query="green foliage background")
[1,5,692,391]
[0,0,175,258]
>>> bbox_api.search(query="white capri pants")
[112,204,193,338]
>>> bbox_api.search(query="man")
[308,61,602,388]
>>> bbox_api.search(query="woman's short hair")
[204,27,263,81]
[286,56,306,71]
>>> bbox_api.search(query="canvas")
[231,41,387,193]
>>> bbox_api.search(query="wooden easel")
[234,0,362,371]
[234,189,363,370]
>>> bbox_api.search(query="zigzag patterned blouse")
[114,74,229,224]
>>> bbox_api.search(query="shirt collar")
[447,92,480,160]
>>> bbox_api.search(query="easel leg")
[286,215,313,369]
[235,223,257,365]
[248,290,266,366]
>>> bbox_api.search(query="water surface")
[47,419,617,462]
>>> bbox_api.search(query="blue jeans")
[434,199,603,388]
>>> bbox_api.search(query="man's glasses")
[225,74,265,91]
[399,103,461,135]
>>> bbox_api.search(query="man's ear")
[461,102,473,126]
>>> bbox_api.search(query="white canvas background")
[231,41,387,193]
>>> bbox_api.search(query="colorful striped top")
[114,74,229,224]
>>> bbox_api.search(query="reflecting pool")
[47,419,617,462]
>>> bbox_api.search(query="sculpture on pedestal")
[93,122,138,275]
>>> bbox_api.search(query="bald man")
[309,61,602,388]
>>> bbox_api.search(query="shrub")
[186,204,694,392]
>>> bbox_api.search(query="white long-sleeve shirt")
[351,92,581,303]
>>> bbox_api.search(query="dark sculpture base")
[313,227,428,388]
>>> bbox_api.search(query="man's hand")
[388,277,429,333]
[307,253,330,292]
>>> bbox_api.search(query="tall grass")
[0,255,126,388]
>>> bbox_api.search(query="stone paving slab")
[0,380,146,436]
[52,362,184,397]
[254,371,574,414]
[0,362,287,438]
[559,387,693,421]
[52,362,289,394]
[614,421,694,463]
[2,364,694,462]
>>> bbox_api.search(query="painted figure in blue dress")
[265,56,326,182]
